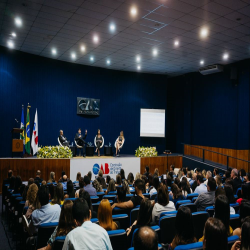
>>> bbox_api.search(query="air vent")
[199,65,223,75]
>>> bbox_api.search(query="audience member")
[34,170,43,183]
[127,172,134,185]
[115,174,122,186]
[116,184,127,203]
[149,176,160,197]
[48,172,56,183]
[75,177,84,198]
[48,183,55,200]
[25,185,41,219]
[135,172,141,182]
[194,175,207,195]
[120,168,126,180]
[83,176,97,196]
[170,206,196,249]
[154,168,159,177]
[144,166,150,179]
[98,169,107,188]
[170,184,185,204]
[25,183,38,207]
[123,179,131,194]
[61,175,68,190]
[213,168,219,178]
[92,179,103,192]
[106,179,116,194]
[106,175,111,185]
[224,183,236,214]
[65,180,75,198]
[79,188,97,218]
[87,171,92,182]
[22,178,34,201]
[231,168,242,193]
[204,171,212,186]
[195,177,216,211]
[152,185,175,223]
[238,169,246,182]
[216,175,223,187]
[237,183,250,205]
[76,172,81,182]
[62,199,112,250]
[98,199,118,231]
[133,226,158,250]
[180,178,192,196]
[202,169,206,179]
[51,182,64,205]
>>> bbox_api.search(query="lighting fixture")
[136,55,141,63]
[130,6,137,16]
[52,48,57,55]
[15,17,22,27]
[152,48,158,56]
[7,40,14,49]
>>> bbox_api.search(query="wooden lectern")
[11,128,24,157]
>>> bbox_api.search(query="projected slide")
[140,109,165,137]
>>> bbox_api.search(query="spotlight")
[71,53,76,59]
[136,55,141,62]
[7,40,14,49]
[137,65,141,70]
[15,17,22,27]
[200,27,209,38]
[81,45,86,52]
[110,23,116,32]
[52,48,57,55]
[152,48,158,56]
[90,56,94,61]
[130,6,137,16]
[106,59,110,65]
[174,40,179,47]
[11,32,16,37]
[223,53,229,60]
[200,60,204,65]
[93,35,99,43]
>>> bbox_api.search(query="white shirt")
[230,207,235,215]
[152,201,176,223]
[62,221,113,250]
[194,183,207,195]
[149,187,157,197]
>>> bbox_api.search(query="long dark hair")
[127,173,134,185]
[52,183,64,205]
[214,195,230,235]
[203,217,227,250]
[171,183,183,199]
[79,189,93,215]
[152,176,160,190]
[67,180,75,198]
[241,217,250,250]
[242,184,250,200]
[224,183,236,203]
[239,201,250,226]
[116,175,122,185]
[56,200,75,236]
[137,199,153,226]
[180,178,191,195]
[157,185,169,206]
[120,169,125,180]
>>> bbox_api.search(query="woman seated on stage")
[95,129,103,157]
[115,131,124,156]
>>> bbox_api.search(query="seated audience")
[238,169,246,182]
[75,177,84,198]
[237,183,250,205]
[224,183,236,214]
[135,172,141,182]
[106,175,111,185]
[215,175,223,187]
[127,172,134,185]
[22,178,34,201]
[202,169,207,179]
[79,188,97,218]
[231,168,242,193]
[203,217,228,250]
[51,182,64,205]
[180,178,192,196]
[13,175,25,195]
[97,169,107,188]
[116,185,127,203]
[25,186,41,219]
[40,200,75,250]
[98,199,118,231]
[83,176,97,196]
[170,184,185,204]
[170,206,196,249]
[92,179,103,192]
[65,180,75,198]
[194,175,207,195]
[61,175,68,190]
[204,171,212,186]
[152,185,175,223]
[213,168,219,178]
[87,171,92,182]
[195,177,216,211]
[34,170,43,183]
[112,179,145,209]
[123,179,131,194]
[133,226,158,250]
[154,168,159,177]
[190,173,197,191]
[144,166,150,179]
[48,172,56,183]
[115,174,122,186]
[120,168,126,180]
[25,183,38,207]
[149,176,160,197]
[62,199,112,250]
[106,179,116,194]
[48,183,55,200]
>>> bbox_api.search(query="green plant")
[135,146,158,157]
[37,146,73,158]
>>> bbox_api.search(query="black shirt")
[131,195,143,208]
[34,177,43,183]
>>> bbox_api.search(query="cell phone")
[163,174,167,180]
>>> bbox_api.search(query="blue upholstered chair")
[159,214,176,244]
[37,222,58,249]
[54,236,66,250]
[108,229,127,250]
[130,207,139,226]
[192,211,209,240]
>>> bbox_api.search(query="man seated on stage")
[59,130,70,146]
[75,128,87,157]
[111,179,145,210]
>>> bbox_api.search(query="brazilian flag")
[25,106,31,154]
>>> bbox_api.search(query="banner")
[25,105,31,154]
[31,109,38,155]
[70,157,140,181]
[20,105,25,154]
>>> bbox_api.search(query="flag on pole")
[31,109,38,155]
[25,105,31,154]
[20,105,25,154]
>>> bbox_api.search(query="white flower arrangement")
[37,145,73,158]
[135,146,158,157]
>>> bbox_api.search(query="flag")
[20,106,25,154]
[31,109,38,155]
[25,105,31,154]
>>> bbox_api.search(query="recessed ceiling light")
[106,59,110,65]
[110,23,116,32]
[11,32,16,37]
[137,65,141,70]
[174,40,179,47]
[52,48,57,55]
[90,56,94,62]
[130,6,137,16]
[80,45,86,52]
[200,60,204,65]
[71,53,76,59]
[7,40,14,49]
[200,27,209,38]
[223,53,229,60]
[152,48,158,56]
[15,17,22,27]
[93,35,99,43]
[136,55,141,62]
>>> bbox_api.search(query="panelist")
[95,129,103,157]
[115,131,124,156]
[59,130,70,146]
[75,128,87,157]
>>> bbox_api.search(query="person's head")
[127,173,134,185]
[171,183,182,199]
[63,175,67,182]
[202,169,206,178]
[203,217,227,250]
[181,179,191,194]
[231,168,238,179]
[98,169,103,178]
[48,183,55,200]
[239,201,250,225]
[246,172,250,182]
[78,128,81,134]
[83,175,90,186]
[92,179,102,192]
[67,180,75,197]
[8,170,13,178]
[53,182,64,205]
[87,171,92,181]
[239,169,246,178]
[38,186,49,206]
[116,174,122,185]
[170,165,175,172]
[215,186,226,198]
[49,172,55,182]
[120,169,125,180]
[26,183,39,205]
[72,198,90,226]
[206,171,212,179]
[157,185,169,207]
[242,184,250,200]
[98,199,117,230]
[36,170,41,177]
[56,200,75,236]
[134,179,145,195]
[97,129,100,135]
[14,175,22,189]
[135,172,141,181]
[28,178,34,186]
[187,171,192,179]
[213,168,219,176]
[120,131,124,137]
[224,183,236,203]
[225,178,234,187]
[78,177,84,189]
[240,217,250,250]
[107,179,116,192]
[79,189,93,214]
[137,198,153,226]
[60,130,63,136]
[98,176,107,189]
[145,166,149,173]
[166,176,172,187]
[225,170,230,179]
[152,176,160,190]
[216,175,222,186]
[183,168,187,176]
[106,175,111,184]
[175,206,195,243]
[122,179,130,194]
[117,185,127,203]
[133,226,158,250]
[196,174,204,185]
[207,177,216,192]
[76,172,81,181]
[214,195,230,234]
[174,177,180,187]
[154,168,159,176]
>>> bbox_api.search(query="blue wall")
[0,46,167,157]
[167,61,250,153]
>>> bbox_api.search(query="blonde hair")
[26,183,38,206]
[135,172,141,181]
[202,170,207,178]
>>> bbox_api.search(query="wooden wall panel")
[0,159,70,193]
[184,145,250,172]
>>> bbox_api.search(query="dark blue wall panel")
[0,46,167,157]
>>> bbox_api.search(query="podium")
[11,128,24,157]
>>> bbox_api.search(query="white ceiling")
[0,0,250,76]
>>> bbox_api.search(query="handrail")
[182,143,250,171]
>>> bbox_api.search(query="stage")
[0,154,182,193]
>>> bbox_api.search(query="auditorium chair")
[54,236,66,250]
[230,203,240,214]
[236,188,242,198]
[74,139,83,150]
[125,194,134,201]
[130,207,139,226]
[97,191,105,200]
[94,136,104,149]
[108,191,117,194]
[150,192,157,200]
[91,218,98,223]
[205,206,215,217]
[128,244,163,250]
[92,203,99,213]
[37,222,58,249]
[143,193,150,199]
[160,210,177,218]
[230,214,240,230]
[65,198,76,201]
[103,195,116,201]
[179,203,197,213]
[192,211,209,240]
[175,200,191,209]
[174,242,203,250]
[186,193,199,201]
[114,137,125,155]
[57,137,63,146]
[112,214,129,229]
[159,214,176,244]
[108,229,127,250]
[228,235,240,249]
[192,197,198,203]
[90,196,100,203]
